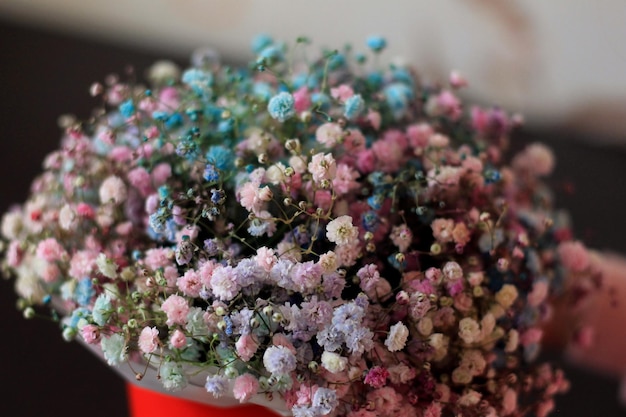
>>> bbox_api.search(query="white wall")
[2,0,625,140]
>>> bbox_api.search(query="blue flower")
[268,92,295,122]
[366,35,387,52]
[311,92,330,110]
[253,81,272,100]
[206,145,235,171]
[92,293,112,326]
[182,68,213,96]
[328,53,346,70]
[344,94,364,120]
[384,82,414,119]
[74,278,95,306]
[251,34,274,54]
[119,99,135,118]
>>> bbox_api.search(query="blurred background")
[0,2,625,416]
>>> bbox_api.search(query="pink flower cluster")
[0,35,602,417]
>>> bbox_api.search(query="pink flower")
[513,142,555,177]
[138,326,160,354]
[431,218,455,244]
[423,402,442,417]
[36,238,67,263]
[210,265,240,301]
[6,241,23,268]
[160,294,189,326]
[177,269,202,298]
[365,387,402,414]
[357,264,380,292]
[356,149,376,174]
[343,128,366,152]
[520,328,543,346]
[316,122,343,148]
[68,250,97,280]
[557,240,590,272]
[151,163,172,186]
[332,164,360,195]
[372,135,404,173]
[390,224,412,252]
[330,84,354,101]
[255,247,277,272]
[236,334,260,362]
[127,167,153,197]
[501,388,517,415]
[367,110,381,131]
[364,366,389,388]
[308,152,337,184]
[528,280,549,307]
[536,399,555,417]
[81,324,101,344]
[292,86,311,112]
[233,374,259,403]
[169,329,187,349]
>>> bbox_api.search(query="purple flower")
[292,261,323,293]
[205,375,229,397]
[313,387,338,414]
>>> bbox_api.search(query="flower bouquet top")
[0,35,599,417]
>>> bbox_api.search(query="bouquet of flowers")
[0,34,601,417]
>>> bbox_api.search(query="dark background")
[1,17,625,417]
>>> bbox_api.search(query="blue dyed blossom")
[384,82,414,119]
[251,34,274,54]
[258,45,284,65]
[311,92,330,110]
[203,164,220,182]
[263,345,297,375]
[366,35,387,52]
[68,307,91,329]
[328,53,346,70]
[343,94,364,120]
[206,145,235,171]
[119,99,135,118]
[165,113,183,129]
[182,68,213,96]
[268,92,295,122]
[253,81,272,100]
[92,293,112,326]
[74,278,95,306]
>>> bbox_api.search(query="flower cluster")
[0,35,601,417]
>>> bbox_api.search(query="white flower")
[458,317,482,344]
[321,351,348,374]
[417,317,433,336]
[326,215,358,246]
[495,284,519,309]
[99,175,127,205]
[101,333,128,366]
[1,211,22,239]
[59,204,78,231]
[385,321,409,352]
[96,253,118,279]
